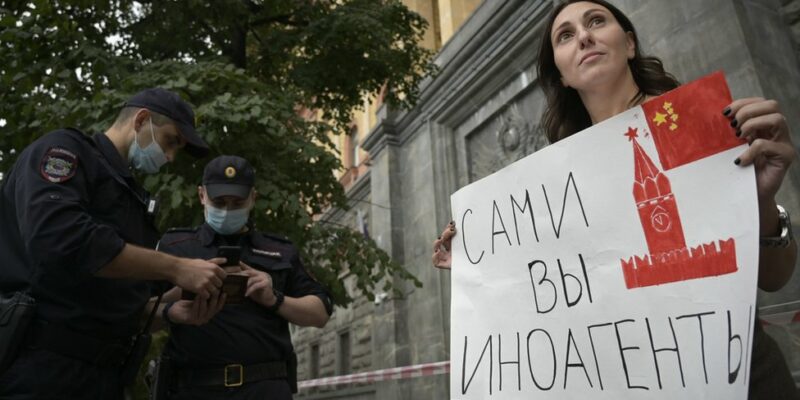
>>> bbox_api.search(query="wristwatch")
[760,204,793,248]
[265,289,284,313]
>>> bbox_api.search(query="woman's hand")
[432,221,456,269]
[726,97,798,291]
[727,98,796,207]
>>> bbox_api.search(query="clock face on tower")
[650,205,672,232]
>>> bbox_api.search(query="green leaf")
[170,190,183,208]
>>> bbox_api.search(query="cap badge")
[225,166,237,178]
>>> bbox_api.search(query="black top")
[158,224,333,368]
[0,129,160,339]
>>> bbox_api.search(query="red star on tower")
[624,127,638,141]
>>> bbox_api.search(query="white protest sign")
[449,72,757,399]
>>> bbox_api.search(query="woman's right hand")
[432,221,456,269]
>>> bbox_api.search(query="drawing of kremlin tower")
[620,127,738,289]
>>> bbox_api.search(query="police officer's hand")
[239,262,277,307]
[173,257,227,300]
[167,292,226,326]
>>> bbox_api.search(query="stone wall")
[293,177,379,399]
[784,0,800,62]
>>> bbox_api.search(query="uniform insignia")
[39,147,78,183]
[253,248,281,258]
[225,166,236,178]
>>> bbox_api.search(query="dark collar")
[93,133,132,178]
[198,223,256,247]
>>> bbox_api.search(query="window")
[349,128,360,168]
[310,343,320,379]
[337,330,351,375]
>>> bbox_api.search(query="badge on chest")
[252,248,281,259]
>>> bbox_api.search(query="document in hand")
[449,72,755,400]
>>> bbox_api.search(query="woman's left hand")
[727,97,796,206]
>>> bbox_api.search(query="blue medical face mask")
[205,204,250,235]
[128,117,168,174]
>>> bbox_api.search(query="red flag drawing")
[642,71,744,170]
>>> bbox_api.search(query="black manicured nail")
[438,236,441,240]
[730,119,738,128]
[449,220,454,225]
[735,129,742,137]
[734,158,741,165]
[722,107,731,116]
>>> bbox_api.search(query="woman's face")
[550,1,635,93]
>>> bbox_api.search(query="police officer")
[0,88,228,399]
[157,155,333,400]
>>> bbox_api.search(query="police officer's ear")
[133,108,151,133]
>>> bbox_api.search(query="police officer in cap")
[0,88,228,399]
[157,155,333,400]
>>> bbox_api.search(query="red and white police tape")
[298,361,450,389]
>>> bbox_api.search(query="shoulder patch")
[40,147,78,183]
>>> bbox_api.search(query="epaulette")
[160,227,200,247]
[166,227,199,234]
[260,232,292,244]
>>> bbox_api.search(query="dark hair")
[113,106,173,128]
[537,0,680,143]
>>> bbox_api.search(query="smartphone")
[180,273,249,303]
[217,245,241,267]
[181,246,246,302]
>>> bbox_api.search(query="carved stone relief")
[466,103,548,182]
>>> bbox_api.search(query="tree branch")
[250,14,309,28]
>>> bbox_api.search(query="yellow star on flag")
[663,101,672,110]
[669,123,678,131]
[671,113,679,122]
[653,112,667,126]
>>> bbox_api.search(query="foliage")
[0,0,431,307]
[305,224,419,306]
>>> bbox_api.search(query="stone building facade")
[294,1,800,399]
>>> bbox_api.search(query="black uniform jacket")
[0,128,159,340]
[158,224,332,368]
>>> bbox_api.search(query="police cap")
[124,88,210,158]
[202,155,255,199]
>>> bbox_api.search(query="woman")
[432,1,798,398]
